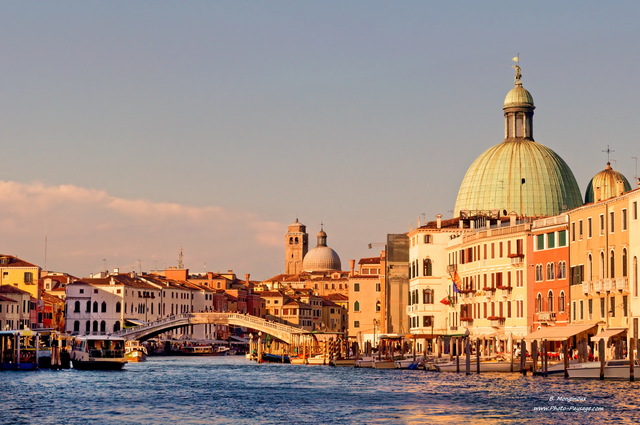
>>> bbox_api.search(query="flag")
[452,271,462,294]
[440,297,451,306]
[512,55,519,62]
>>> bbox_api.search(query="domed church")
[454,64,583,218]
[284,219,342,274]
[584,162,632,204]
[302,226,342,273]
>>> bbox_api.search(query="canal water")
[1,356,639,424]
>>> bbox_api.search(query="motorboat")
[434,359,524,373]
[125,340,148,363]
[567,359,640,379]
[0,329,40,370]
[395,356,424,370]
[307,354,329,365]
[330,358,357,367]
[355,357,374,368]
[70,336,126,370]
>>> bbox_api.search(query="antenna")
[632,156,638,180]
[603,145,615,163]
[44,235,47,271]
[178,247,184,269]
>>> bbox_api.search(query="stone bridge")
[114,312,313,345]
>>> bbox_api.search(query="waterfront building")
[347,257,383,345]
[383,234,410,336]
[568,181,635,359]
[320,297,347,333]
[0,285,32,330]
[65,273,162,335]
[407,215,471,354]
[530,214,571,334]
[448,214,531,354]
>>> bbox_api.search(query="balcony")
[614,278,629,293]
[593,280,603,293]
[488,316,505,327]
[603,279,613,292]
[509,253,524,267]
[582,281,592,294]
[537,311,556,321]
[460,317,474,324]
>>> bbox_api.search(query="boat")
[0,329,40,370]
[261,353,290,363]
[355,357,375,368]
[290,356,308,365]
[307,354,329,365]
[125,340,148,362]
[330,358,357,367]
[372,359,396,369]
[395,356,424,370]
[70,336,127,370]
[434,359,524,373]
[567,359,640,379]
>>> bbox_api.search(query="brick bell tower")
[285,218,308,274]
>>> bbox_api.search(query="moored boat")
[330,358,356,367]
[434,359,524,373]
[307,354,329,365]
[372,359,396,369]
[0,329,40,371]
[355,357,374,368]
[395,356,424,370]
[567,359,640,379]
[70,336,127,370]
[261,353,290,363]
[125,340,148,362]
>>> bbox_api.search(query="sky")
[1,1,640,280]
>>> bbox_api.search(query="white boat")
[125,340,148,362]
[435,359,523,373]
[290,356,308,365]
[70,336,127,370]
[567,359,640,379]
[355,357,375,368]
[395,356,424,369]
[307,354,329,365]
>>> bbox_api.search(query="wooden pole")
[476,339,480,374]
[563,340,569,378]
[520,339,527,375]
[599,338,605,380]
[531,340,538,375]
[455,338,460,373]
[630,337,635,382]
[465,338,471,375]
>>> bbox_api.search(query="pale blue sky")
[1,1,639,279]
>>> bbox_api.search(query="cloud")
[0,180,283,279]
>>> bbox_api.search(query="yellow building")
[0,255,41,298]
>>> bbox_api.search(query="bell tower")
[285,219,308,274]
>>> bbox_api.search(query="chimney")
[510,212,517,227]
[350,259,355,277]
[113,267,119,275]
[436,214,442,229]
[594,186,602,202]
[245,273,250,284]
[616,180,625,196]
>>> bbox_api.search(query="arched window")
[92,321,98,333]
[289,237,293,244]
[536,293,543,312]
[546,263,555,280]
[423,288,434,304]
[535,265,543,281]
[100,321,106,333]
[73,320,80,332]
[93,301,98,313]
[101,301,107,313]
[547,290,554,312]
[74,301,81,313]
[600,252,605,279]
[353,301,360,312]
[85,321,90,334]
[559,291,566,312]
[588,254,593,281]
[116,302,121,313]
[113,321,121,332]
[423,258,433,276]
[86,301,91,313]
[376,301,381,312]
[622,248,628,277]
[610,250,616,278]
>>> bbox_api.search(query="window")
[588,299,593,318]
[536,293,543,312]
[600,298,605,318]
[610,211,615,233]
[74,301,81,313]
[623,209,628,231]
[116,302,121,313]
[424,235,432,244]
[559,291,566,312]
[558,230,567,246]
[546,263,555,280]
[578,221,583,239]
[353,283,360,292]
[423,288,434,304]
[353,301,360,312]
[101,301,107,313]
[354,320,360,328]
[623,249,628,277]
[24,272,33,283]
[535,265,543,281]
[587,218,592,238]
[73,321,80,332]
[610,251,616,278]
[423,258,433,276]
[547,291,554,312]
[423,316,433,327]
[557,261,566,279]
[376,301,381,312]
[634,202,638,220]
[580,300,584,320]
[536,234,545,250]
[600,214,605,235]
[623,295,628,317]
[86,301,91,313]
[610,296,616,317]
[376,282,380,292]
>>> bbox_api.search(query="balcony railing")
[603,279,613,292]
[582,281,592,294]
[537,311,556,321]
[593,280,603,292]
[615,278,629,292]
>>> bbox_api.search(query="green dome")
[585,163,632,203]
[454,140,583,217]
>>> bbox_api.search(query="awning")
[524,324,597,341]
[590,328,626,343]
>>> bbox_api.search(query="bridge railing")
[115,313,191,337]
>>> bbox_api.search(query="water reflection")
[1,356,639,424]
